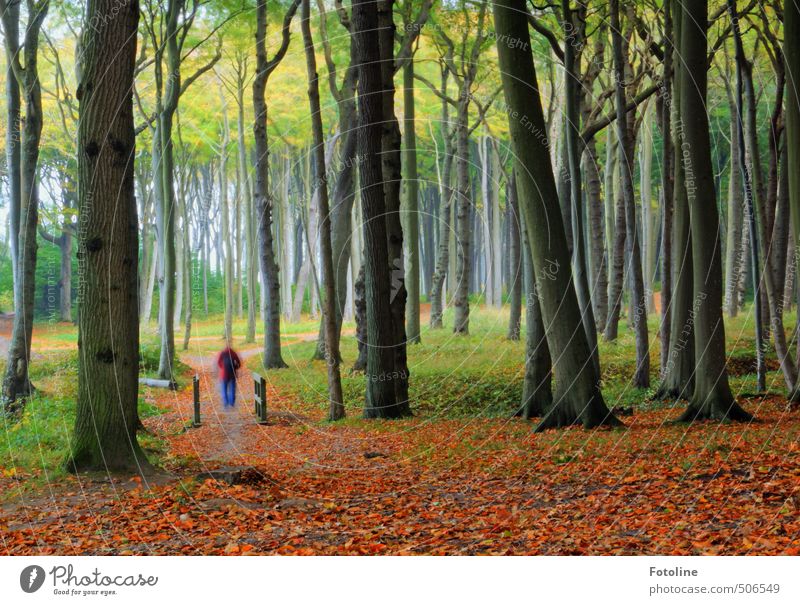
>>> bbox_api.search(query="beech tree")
[674,0,750,422]
[70,0,147,471]
[253,0,300,369]
[301,0,344,420]
[0,0,49,412]
[492,0,619,430]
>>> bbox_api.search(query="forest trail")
[168,344,314,465]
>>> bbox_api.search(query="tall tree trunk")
[378,0,411,410]
[2,0,20,292]
[492,0,619,430]
[491,140,502,309]
[657,0,694,400]
[253,0,299,369]
[640,101,656,314]
[301,0,344,420]
[235,74,256,343]
[657,2,673,377]
[724,81,743,317]
[181,185,192,351]
[563,0,599,373]
[1,0,49,411]
[404,59,421,343]
[453,97,472,334]
[429,69,453,329]
[354,0,404,418]
[676,0,750,422]
[730,0,795,393]
[788,0,800,403]
[611,0,649,388]
[604,162,627,341]
[70,0,147,471]
[220,102,234,344]
[584,139,607,328]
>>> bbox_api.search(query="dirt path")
[158,342,326,471]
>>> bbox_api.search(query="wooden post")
[253,372,268,424]
[192,374,201,427]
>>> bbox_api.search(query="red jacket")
[217,348,241,380]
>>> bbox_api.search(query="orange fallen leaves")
[1,366,799,556]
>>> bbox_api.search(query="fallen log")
[138,377,178,390]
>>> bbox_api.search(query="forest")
[0,0,799,556]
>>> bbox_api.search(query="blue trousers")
[221,378,236,407]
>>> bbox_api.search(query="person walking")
[217,344,241,408]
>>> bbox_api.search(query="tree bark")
[562,0,599,373]
[657,0,694,401]
[354,0,405,418]
[723,80,743,317]
[70,0,147,471]
[676,0,750,422]
[378,0,411,410]
[657,2,673,377]
[507,171,522,340]
[301,0,344,419]
[404,58,421,344]
[0,0,49,411]
[492,0,619,430]
[428,67,454,328]
[519,203,552,418]
[253,0,299,369]
[611,0,649,388]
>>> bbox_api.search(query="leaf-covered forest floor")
[1,307,799,555]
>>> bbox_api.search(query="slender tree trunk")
[2,0,20,292]
[507,171,522,340]
[220,102,234,344]
[604,164,627,341]
[301,0,344,419]
[429,71,453,329]
[657,0,694,400]
[70,0,147,471]
[236,76,256,343]
[640,101,656,314]
[378,0,411,410]
[676,0,750,422]
[453,100,472,334]
[182,186,192,351]
[730,0,794,393]
[724,82,743,317]
[491,140,502,309]
[563,0,599,373]
[611,0,649,388]
[1,0,49,411]
[404,59,421,343]
[584,139,607,328]
[657,2,674,377]
[253,0,298,369]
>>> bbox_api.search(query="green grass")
[0,301,792,489]
[0,349,169,493]
[250,303,793,417]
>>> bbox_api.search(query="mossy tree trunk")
[0,0,49,413]
[675,0,750,422]
[492,0,619,431]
